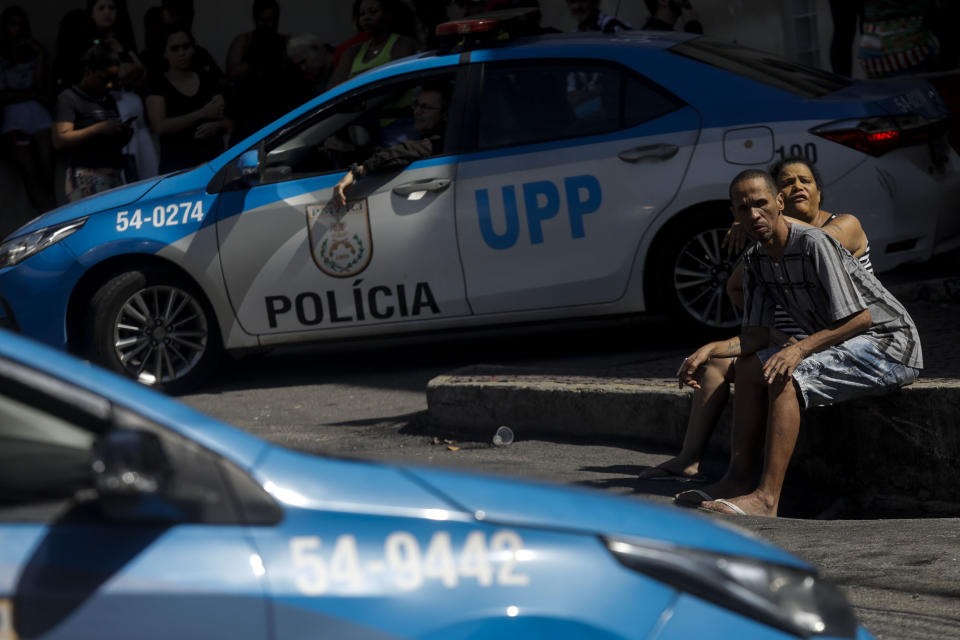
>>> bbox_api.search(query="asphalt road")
[180,307,960,640]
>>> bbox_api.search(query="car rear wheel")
[655,213,743,332]
[85,269,221,392]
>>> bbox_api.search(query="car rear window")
[476,61,683,150]
[670,37,852,98]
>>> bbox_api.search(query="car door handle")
[618,144,679,163]
[392,178,451,197]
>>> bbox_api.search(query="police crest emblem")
[307,199,373,277]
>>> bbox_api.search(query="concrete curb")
[426,372,960,503]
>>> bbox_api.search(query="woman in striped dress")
[642,156,872,485]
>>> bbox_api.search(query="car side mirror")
[91,428,183,522]
[237,149,261,186]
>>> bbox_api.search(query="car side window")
[623,74,685,128]
[0,391,95,518]
[259,73,456,183]
[0,361,277,526]
[477,62,682,150]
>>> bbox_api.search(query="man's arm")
[760,309,871,384]
[678,326,770,389]
[330,138,436,207]
[52,119,125,150]
[362,137,434,173]
[331,163,361,207]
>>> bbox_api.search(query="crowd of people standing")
[2,0,955,215]
[0,0,701,216]
[0,0,426,212]
[0,0,542,213]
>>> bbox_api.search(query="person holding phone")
[52,42,132,202]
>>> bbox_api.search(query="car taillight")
[811,115,938,156]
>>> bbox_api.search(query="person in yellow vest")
[326,0,418,89]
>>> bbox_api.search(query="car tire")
[654,211,743,333]
[85,269,221,393]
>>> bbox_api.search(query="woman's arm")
[726,261,745,309]
[820,213,868,258]
[326,43,359,89]
[194,114,228,139]
[783,212,867,257]
[390,35,419,60]
[146,92,224,136]
[118,50,146,89]
[226,32,252,79]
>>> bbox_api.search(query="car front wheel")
[655,213,744,332]
[85,269,221,392]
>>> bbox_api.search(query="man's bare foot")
[638,457,703,481]
[701,492,777,517]
[674,478,750,506]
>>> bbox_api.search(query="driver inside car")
[330,81,450,208]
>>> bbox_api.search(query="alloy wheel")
[672,227,743,329]
[111,285,209,385]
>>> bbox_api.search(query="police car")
[0,328,872,639]
[1,10,958,390]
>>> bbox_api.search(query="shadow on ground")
[401,414,960,520]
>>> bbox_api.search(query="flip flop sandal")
[703,498,747,516]
[674,488,713,506]
[638,468,707,483]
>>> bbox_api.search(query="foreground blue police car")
[2,12,959,391]
[0,329,872,639]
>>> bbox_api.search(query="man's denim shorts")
[757,334,919,410]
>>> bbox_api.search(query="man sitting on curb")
[676,169,922,517]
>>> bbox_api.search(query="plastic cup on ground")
[493,426,514,446]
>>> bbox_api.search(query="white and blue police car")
[1,10,957,390]
[0,326,872,639]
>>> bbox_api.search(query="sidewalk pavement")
[425,274,960,514]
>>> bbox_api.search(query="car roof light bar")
[435,8,543,51]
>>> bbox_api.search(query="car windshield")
[670,37,853,98]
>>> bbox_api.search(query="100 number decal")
[116,201,205,231]
[290,530,530,595]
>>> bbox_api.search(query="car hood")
[407,466,805,567]
[3,175,166,239]
[256,447,806,569]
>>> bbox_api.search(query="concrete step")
[426,365,960,503]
